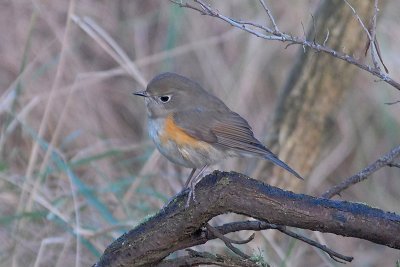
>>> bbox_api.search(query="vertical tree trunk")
[263,0,375,190]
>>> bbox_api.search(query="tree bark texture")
[94,171,400,267]
[265,0,375,189]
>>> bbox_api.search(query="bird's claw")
[185,184,197,208]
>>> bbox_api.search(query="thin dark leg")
[184,168,197,188]
[191,165,208,185]
[186,165,208,207]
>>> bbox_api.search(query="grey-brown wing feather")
[174,109,270,153]
[173,109,303,179]
[174,109,265,151]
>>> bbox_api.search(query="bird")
[134,72,302,205]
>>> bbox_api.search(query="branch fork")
[94,171,400,267]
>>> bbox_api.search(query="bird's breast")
[147,115,226,168]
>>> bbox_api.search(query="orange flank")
[161,115,206,148]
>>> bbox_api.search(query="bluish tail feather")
[264,154,304,180]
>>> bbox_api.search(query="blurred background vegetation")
[0,0,399,266]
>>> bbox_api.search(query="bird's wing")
[173,109,264,152]
[173,109,303,179]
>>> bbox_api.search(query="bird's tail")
[263,152,303,180]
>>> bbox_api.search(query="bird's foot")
[185,182,197,208]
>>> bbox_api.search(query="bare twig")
[274,225,353,263]
[323,29,330,46]
[369,0,380,69]
[258,0,279,33]
[374,38,389,73]
[388,163,400,168]
[343,0,372,40]
[157,249,263,267]
[206,224,255,245]
[346,0,387,73]
[300,21,306,39]
[210,221,353,263]
[384,100,400,105]
[322,145,400,198]
[229,18,273,34]
[368,0,388,73]
[169,0,206,14]
[311,14,317,44]
[171,1,400,91]
[205,224,252,259]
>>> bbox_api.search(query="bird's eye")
[159,95,171,103]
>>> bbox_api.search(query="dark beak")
[133,90,149,97]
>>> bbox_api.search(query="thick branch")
[94,171,400,267]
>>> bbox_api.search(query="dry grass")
[0,1,399,266]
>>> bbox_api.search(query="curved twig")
[206,224,255,245]
[209,221,352,263]
[274,225,353,263]
[205,224,253,259]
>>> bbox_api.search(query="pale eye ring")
[159,95,171,103]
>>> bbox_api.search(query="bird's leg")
[184,168,197,189]
[185,165,208,208]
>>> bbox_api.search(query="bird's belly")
[148,117,226,168]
